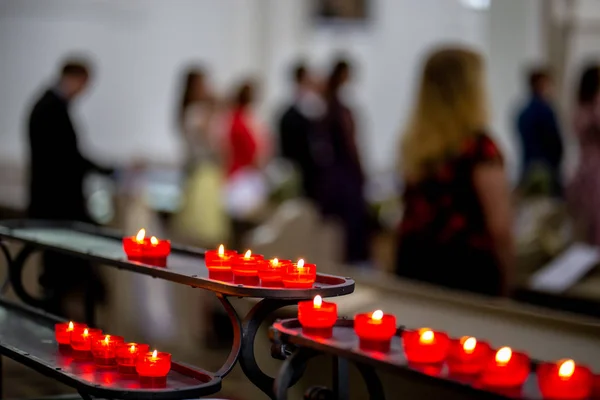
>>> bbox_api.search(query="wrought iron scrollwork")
[0,240,11,296]
[8,245,47,309]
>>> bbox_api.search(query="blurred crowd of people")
[24,45,600,320]
[174,59,371,265]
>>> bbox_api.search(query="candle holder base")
[71,350,92,360]
[260,279,283,288]
[208,270,233,281]
[448,362,484,376]
[93,357,117,367]
[139,375,167,388]
[301,327,333,338]
[234,275,259,286]
[117,364,137,375]
[127,256,167,267]
[359,339,391,353]
[58,344,72,356]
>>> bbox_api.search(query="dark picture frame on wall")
[313,0,369,24]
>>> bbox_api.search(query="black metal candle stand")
[0,220,355,399]
[269,318,575,400]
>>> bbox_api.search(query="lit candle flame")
[313,295,322,308]
[150,236,158,245]
[104,335,110,344]
[68,321,74,330]
[244,250,252,259]
[272,258,279,267]
[83,328,89,337]
[297,259,305,269]
[130,345,136,353]
[558,359,575,379]
[462,337,477,354]
[371,310,384,321]
[495,347,512,366]
[218,244,224,256]
[418,328,434,344]
[152,350,158,359]
[136,229,146,243]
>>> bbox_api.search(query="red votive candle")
[232,250,263,285]
[298,295,338,337]
[205,244,237,280]
[55,321,86,345]
[70,327,102,352]
[403,328,450,364]
[537,359,592,399]
[259,258,291,287]
[117,343,150,374]
[282,259,317,288]
[448,336,492,375]
[123,228,171,266]
[91,334,125,367]
[354,310,397,352]
[480,347,530,388]
[136,350,172,383]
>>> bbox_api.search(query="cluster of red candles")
[205,245,317,288]
[296,297,594,398]
[123,229,171,267]
[54,321,171,381]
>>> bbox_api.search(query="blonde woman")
[395,47,513,296]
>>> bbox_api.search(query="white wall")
[0,0,543,182]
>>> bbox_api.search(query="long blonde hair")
[400,47,489,180]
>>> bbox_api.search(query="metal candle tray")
[270,319,566,400]
[0,220,354,300]
[0,298,221,399]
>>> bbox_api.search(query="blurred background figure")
[27,57,113,322]
[278,62,324,200]
[396,47,513,296]
[568,65,600,246]
[178,66,217,174]
[172,66,228,247]
[224,80,271,249]
[515,67,564,197]
[313,59,371,266]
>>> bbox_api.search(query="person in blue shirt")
[516,68,564,197]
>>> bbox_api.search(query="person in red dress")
[396,47,514,297]
[225,81,260,177]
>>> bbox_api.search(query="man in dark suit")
[516,68,564,197]
[27,59,112,321]
[279,63,324,199]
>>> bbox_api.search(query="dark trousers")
[395,237,502,297]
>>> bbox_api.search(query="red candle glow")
[354,310,397,352]
[117,343,150,374]
[480,347,530,388]
[91,334,125,367]
[298,295,338,337]
[447,336,492,375]
[282,259,317,288]
[123,229,171,266]
[205,244,237,280]
[70,327,102,352]
[402,328,450,364]
[55,321,86,345]
[136,350,172,380]
[537,359,592,399]
[259,258,291,287]
[232,250,263,285]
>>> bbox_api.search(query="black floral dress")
[395,133,503,296]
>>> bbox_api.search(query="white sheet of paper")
[529,243,600,293]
